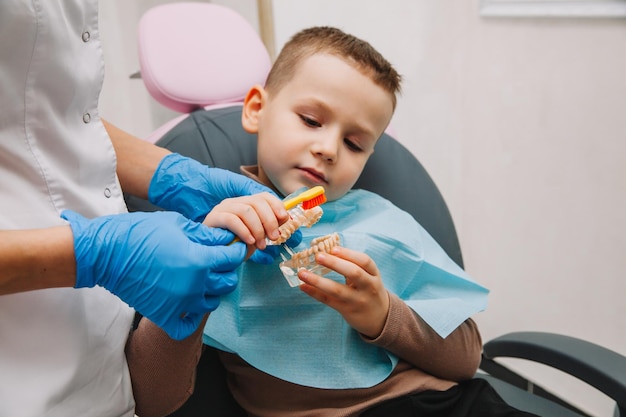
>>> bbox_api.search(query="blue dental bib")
[203,189,488,389]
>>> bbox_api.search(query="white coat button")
[104,188,111,198]
[82,31,91,42]
[82,113,91,123]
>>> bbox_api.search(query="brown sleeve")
[125,315,208,417]
[364,292,483,381]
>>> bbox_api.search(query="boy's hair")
[265,26,402,109]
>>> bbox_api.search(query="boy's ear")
[241,85,265,134]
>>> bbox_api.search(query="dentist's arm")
[103,119,288,246]
[0,122,167,296]
[0,227,76,295]
[103,119,170,199]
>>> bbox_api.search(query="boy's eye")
[344,138,363,152]
[299,114,321,128]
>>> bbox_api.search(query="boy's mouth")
[298,167,327,184]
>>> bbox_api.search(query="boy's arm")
[364,293,482,381]
[125,315,208,417]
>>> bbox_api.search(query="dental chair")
[125,3,626,416]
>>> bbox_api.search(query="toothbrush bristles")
[302,193,327,210]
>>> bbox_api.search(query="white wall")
[99,1,626,415]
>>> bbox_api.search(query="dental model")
[269,205,324,245]
[279,232,341,287]
[262,186,335,286]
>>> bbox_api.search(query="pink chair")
[137,2,271,143]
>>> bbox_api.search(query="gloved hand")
[61,209,247,340]
[148,153,273,222]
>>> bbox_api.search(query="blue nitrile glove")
[61,209,247,340]
[148,153,273,222]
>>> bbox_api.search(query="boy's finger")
[328,246,380,277]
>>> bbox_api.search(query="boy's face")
[242,53,394,201]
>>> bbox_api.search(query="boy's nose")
[311,134,339,164]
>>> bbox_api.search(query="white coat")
[0,1,135,415]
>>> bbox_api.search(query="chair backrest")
[128,105,464,269]
[137,2,271,143]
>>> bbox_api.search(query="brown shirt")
[125,315,208,417]
[219,293,482,417]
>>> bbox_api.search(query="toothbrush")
[274,186,327,265]
[230,186,327,245]
[282,186,327,211]
[272,186,326,245]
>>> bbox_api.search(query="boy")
[201,27,534,417]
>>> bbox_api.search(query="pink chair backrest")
[137,2,271,142]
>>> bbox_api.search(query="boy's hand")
[202,192,289,252]
[297,247,390,339]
